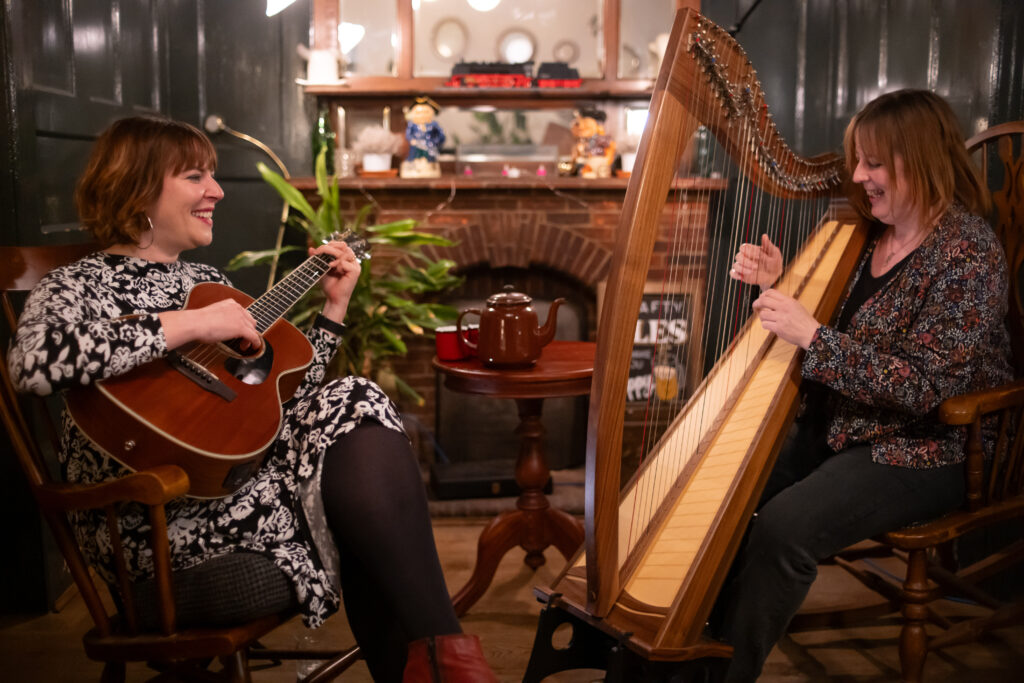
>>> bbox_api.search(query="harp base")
[524,595,731,683]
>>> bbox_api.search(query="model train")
[445,61,582,89]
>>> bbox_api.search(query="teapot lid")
[487,284,531,306]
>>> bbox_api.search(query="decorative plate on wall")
[497,27,536,63]
[432,17,469,61]
[552,39,580,65]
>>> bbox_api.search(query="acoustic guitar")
[66,235,368,499]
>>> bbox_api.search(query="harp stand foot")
[523,601,728,683]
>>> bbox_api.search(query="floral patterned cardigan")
[802,203,1013,468]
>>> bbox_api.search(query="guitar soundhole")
[224,340,274,385]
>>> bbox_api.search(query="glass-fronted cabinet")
[333,2,398,76]
[413,0,603,79]
[308,0,697,181]
[311,0,692,95]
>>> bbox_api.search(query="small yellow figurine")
[400,96,445,178]
[570,108,615,178]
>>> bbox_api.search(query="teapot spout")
[536,298,566,348]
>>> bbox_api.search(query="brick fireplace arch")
[422,218,613,289]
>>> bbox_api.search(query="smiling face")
[407,103,435,126]
[571,115,600,139]
[851,132,918,231]
[145,166,223,260]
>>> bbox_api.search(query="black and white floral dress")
[8,253,405,627]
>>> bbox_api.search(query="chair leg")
[100,661,127,683]
[302,644,362,683]
[220,651,252,683]
[899,548,931,683]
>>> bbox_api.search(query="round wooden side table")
[433,340,594,616]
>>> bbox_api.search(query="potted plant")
[352,125,404,172]
[228,149,462,404]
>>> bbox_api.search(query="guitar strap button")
[124,440,136,451]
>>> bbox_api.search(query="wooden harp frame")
[535,7,868,663]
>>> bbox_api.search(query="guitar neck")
[247,252,333,333]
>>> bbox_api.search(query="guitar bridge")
[168,351,237,402]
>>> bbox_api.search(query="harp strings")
[628,46,727,551]
[623,14,841,558]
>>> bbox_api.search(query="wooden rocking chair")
[0,243,360,682]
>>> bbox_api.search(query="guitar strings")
[182,253,335,368]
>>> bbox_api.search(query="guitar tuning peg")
[327,230,371,262]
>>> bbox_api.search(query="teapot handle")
[456,309,480,350]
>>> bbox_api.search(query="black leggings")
[320,422,461,681]
[712,417,966,681]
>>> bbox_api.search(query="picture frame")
[596,279,705,405]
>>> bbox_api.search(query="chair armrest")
[33,465,190,510]
[939,378,1024,425]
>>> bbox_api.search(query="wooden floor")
[1,516,1022,682]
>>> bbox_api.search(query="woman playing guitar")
[7,116,495,682]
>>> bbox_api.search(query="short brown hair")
[843,89,990,226]
[75,116,217,247]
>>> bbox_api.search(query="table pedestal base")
[451,398,584,617]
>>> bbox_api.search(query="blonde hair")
[75,116,217,247]
[843,89,990,226]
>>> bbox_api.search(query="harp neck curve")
[670,11,846,197]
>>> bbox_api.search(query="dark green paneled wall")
[1,0,1022,614]
[703,0,1023,158]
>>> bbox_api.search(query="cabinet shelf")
[288,175,728,192]
[303,78,656,107]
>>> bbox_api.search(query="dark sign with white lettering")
[627,292,691,403]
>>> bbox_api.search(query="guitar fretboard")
[247,253,334,332]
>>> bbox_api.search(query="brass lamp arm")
[203,114,291,289]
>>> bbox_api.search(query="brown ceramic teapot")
[457,286,564,368]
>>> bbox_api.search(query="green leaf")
[393,375,425,406]
[379,326,407,354]
[314,148,332,208]
[400,314,424,336]
[367,219,419,235]
[257,162,318,226]
[370,233,454,248]
[225,245,303,270]
[352,204,374,231]
[383,294,414,308]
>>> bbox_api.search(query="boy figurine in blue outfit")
[401,96,445,178]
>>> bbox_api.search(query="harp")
[525,7,868,679]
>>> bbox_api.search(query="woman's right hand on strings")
[730,234,783,291]
[158,298,262,351]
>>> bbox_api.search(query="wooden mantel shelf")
[288,176,730,192]
[302,79,657,102]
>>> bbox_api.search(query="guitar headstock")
[330,230,371,262]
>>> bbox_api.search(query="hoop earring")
[139,215,155,249]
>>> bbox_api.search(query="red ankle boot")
[402,633,498,682]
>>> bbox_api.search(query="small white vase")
[621,151,637,173]
[362,153,392,172]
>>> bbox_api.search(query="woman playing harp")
[717,89,1011,681]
